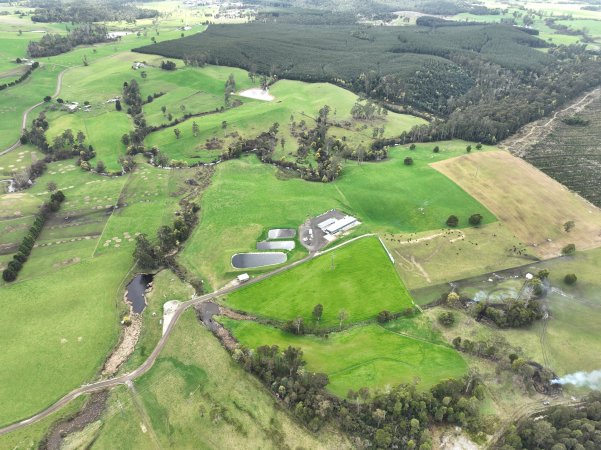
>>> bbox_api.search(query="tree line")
[2,190,65,282]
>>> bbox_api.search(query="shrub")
[561,243,576,256]
[468,213,483,226]
[564,273,577,285]
[433,145,439,153]
[377,310,394,323]
[7,260,22,272]
[446,215,459,227]
[438,311,456,327]
[2,268,17,282]
[404,157,413,165]
[409,143,416,150]
[14,252,28,264]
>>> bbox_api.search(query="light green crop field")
[146,78,426,164]
[222,318,467,396]
[181,143,496,289]
[225,237,413,326]
[90,311,348,449]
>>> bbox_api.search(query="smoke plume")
[557,370,601,389]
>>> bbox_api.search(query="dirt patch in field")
[52,257,81,269]
[432,151,601,259]
[39,391,108,450]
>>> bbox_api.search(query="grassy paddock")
[225,236,413,326]
[222,318,467,396]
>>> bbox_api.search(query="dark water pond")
[126,274,153,313]
[231,252,287,269]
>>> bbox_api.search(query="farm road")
[0,234,374,436]
[0,65,69,156]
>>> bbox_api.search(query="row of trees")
[0,61,39,92]
[2,191,65,282]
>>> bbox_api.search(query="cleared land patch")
[224,237,413,327]
[432,151,601,259]
[222,318,467,397]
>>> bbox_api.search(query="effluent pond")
[231,252,287,269]
[125,274,153,313]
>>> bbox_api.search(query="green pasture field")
[0,145,44,181]
[91,311,348,449]
[0,251,128,426]
[224,237,413,326]
[0,160,204,426]
[556,19,601,39]
[0,64,63,150]
[222,318,468,396]
[145,77,425,163]
[180,141,496,289]
[45,110,131,171]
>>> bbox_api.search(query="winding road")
[0,234,373,436]
[0,66,69,157]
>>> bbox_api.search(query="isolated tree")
[140,71,147,79]
[466,145,472,153]
[564,273,577,285]
[563,220,575,232]
[161,105,167,115]
[438,311,455,327]
[174,128,181,139]
[446,215,459,227]
[433,145,440,153]
[43,95,52,102]
[280,137,285,151]
[476,143,483,150]
[221,120,227,136]
[312,304,323,323]
[46,181,57,192]
[95,160,106,173]
[561,243,576,256]
[192,121,199,137]
[404,157,413,166]
[115,99,122,111]
[338,309,348,329]
[409,143,416,150]
[469,213,483,226]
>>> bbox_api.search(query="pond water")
[125,274,153,313]
[231,252,287,269]
[257,240,295,251]
[267,228,296,239]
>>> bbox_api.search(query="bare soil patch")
[432,151,601,259]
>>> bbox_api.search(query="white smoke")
[557,370,601,389]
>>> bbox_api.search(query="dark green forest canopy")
[135,23,549,81]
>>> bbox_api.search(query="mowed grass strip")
[225,237,413,327]
[432,150,601,258]
[222,318,467,396]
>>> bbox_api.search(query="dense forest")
[136,21,601,143]
[29,0,158,23]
